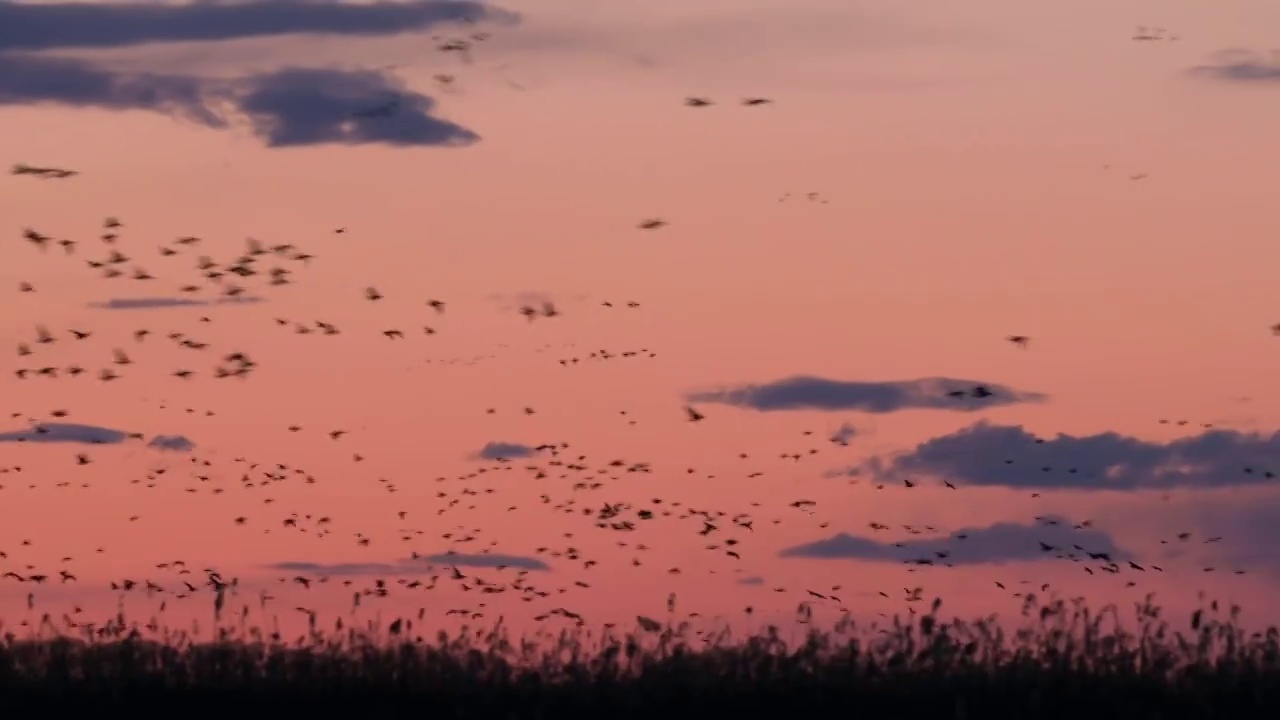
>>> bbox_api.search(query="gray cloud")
[424,552,549,570]
[860,422,1280,491]
[0,56,480,148]
[0,422,197,451]
[0,1,506,147]
[0,52,223,121]
[1183,493,1280,575]
[831,422,857,444]
[0,422,131,445]
[268,551,549,575]
[268,561,414,576]
[0,1,508,53]
[148,434,195,451]
[780,515,1131,565]
[483,290,590,311]
[230,67,477,147]
[474,441,537,460]
[88,296,266,310]
[736,575,765,586]
[1189,49,1280,83]
[686,376,1046,413]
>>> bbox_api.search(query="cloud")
[686,376,1046,413]
[0,2,506,147]
[1189,50,1280,83]
[780,515,1131,565]
[88,296,266,310]
[0,52,224,122]
[423,552,549,570]
[267,551,549,575]
[1183,492,1280,574]
[148,434,195,451]
[859,422,1280,491]
[483,290,591,311]
[0,1,509,53]
[736,575,765,586]
[0,422,197,451]
[268,561,414,576]
[0,422,131,445]
[0,56,480,148]
[474,441,537,460]
[831,422,857,444]
[229,67,478,147]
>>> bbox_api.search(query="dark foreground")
[0,596,1277,718]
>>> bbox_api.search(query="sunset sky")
[3,0,1280,638]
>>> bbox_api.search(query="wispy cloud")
[858,422,1280,491]
[267,551,550,575]
[88,296,266,310]
[1189,50,1280,83]
[686,376,1046,413]
[269,561,415,576]
[424,552,549,570]
[780,516,1131,565]
[831,422,858,444]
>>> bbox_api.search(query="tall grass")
[0,593,1277,717]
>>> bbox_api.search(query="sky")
[3,0,1280,641]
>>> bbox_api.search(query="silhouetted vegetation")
[0,595,1277,717]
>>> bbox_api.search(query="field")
[1,595,1277,718]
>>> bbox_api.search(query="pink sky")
[3,0,1280,640]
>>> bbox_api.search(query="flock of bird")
[3,194,1266,634]
[0,12,1273,638]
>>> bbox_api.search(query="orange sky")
[3,0,1280,640]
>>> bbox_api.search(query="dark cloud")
[686,376,1046,413]
[0,55,479,148]
[267,551,550,575]
[859,422,1280,491]
[736,575,765,586]
[0,1,508,53]
[474,441,537,460]
[0,52,225,122]
[780,515,1131,565]
[148,434,195,451]
[1189,50,1280,83]
[230,67,478,147]
[0,1,502,148]
[0,422,130,445]
[88,296,265,310]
